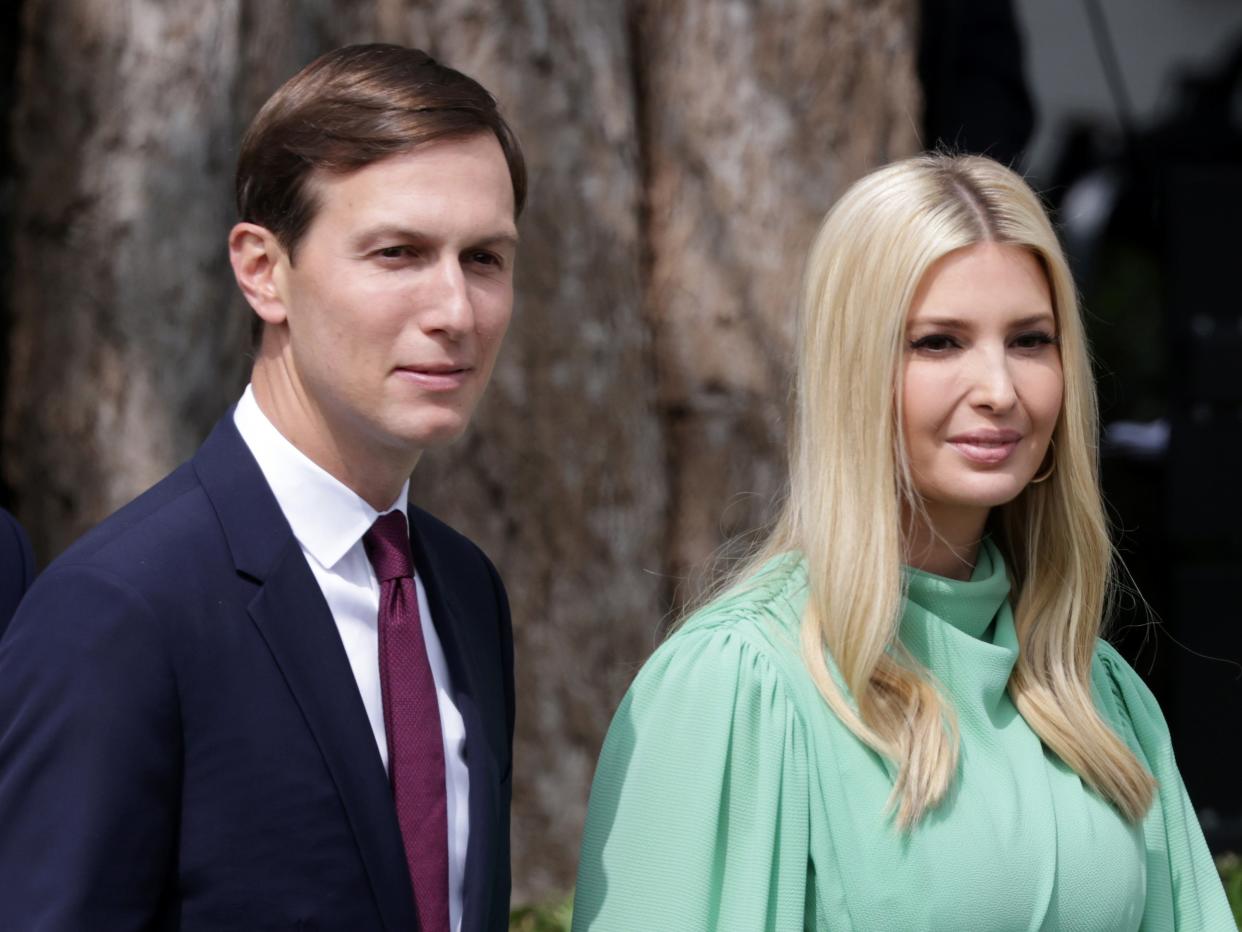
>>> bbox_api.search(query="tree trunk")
[3,0,386,559]
[381,0,667,900]
[5,0,248,557]
[3,0,920,902]
[637,0,922,597]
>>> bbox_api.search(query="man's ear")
[229,222,290,326]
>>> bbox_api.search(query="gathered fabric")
[573,540,1233,931]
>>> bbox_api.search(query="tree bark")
[3,0,386,559]
[3,0,920,902]
[637,0,922,597]
[379,0,667,901]
[5,0,246,556]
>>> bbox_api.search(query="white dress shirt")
[234,385,468,932]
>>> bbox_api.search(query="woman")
[572,154,1232,930]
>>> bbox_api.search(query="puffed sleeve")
[572,620,812,932]
[1092,641,1235,931]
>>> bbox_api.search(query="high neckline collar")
[904,538,1011,640]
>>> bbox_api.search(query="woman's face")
[901,242,1063,532]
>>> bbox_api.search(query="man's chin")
[389,416,470,451]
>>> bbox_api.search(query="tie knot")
[363,511,413,582]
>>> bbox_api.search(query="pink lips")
[947,428,1022,465]
[394,365,471,392]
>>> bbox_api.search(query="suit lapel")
[193,415,420,932]
[409,517,499,932]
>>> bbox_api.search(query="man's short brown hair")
[236,43,527,262]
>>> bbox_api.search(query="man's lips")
[947,429,1023,465]
[394,365,473,391]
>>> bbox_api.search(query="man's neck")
[250,366,418,512]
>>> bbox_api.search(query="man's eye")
[468,251,502,268]
[909,334,958,352]
[376,246,411,260]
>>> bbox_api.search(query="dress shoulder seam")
[669,606,814,729]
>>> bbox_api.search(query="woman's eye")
[909,334,958,352]
[1012,331,1057,350]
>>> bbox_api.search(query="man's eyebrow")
[474,230,520,248]
[351,225,520,249]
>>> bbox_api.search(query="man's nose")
[967,346,1017,412]
[422,256,473,338]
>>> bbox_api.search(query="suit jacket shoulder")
[0,416,518,932]
[49,462,233,594]
[0,418,398,930]
[409,505,501,581]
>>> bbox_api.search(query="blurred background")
[1,0,1238,910]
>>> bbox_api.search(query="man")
[0,45,523,931]
[0,506,35,635]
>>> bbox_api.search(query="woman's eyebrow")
[1010,313,1056,328]
[907,313,1056,329]
[907,315,968,329]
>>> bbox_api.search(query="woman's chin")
[923,473,1035,515]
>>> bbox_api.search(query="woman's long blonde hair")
[724,153,1155,827]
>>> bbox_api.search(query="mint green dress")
[573,541,1234,930]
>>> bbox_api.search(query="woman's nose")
[966,347,1017,413]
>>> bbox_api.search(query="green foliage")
[1219,852,1242,928]
[509,892,573,932]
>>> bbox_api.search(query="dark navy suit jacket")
[0,506,36,637]
[0,415,515,931]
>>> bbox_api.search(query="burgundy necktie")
[363,511,450,932]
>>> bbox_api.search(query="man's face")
[271,133,517,463]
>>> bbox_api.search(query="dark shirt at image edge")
[0,506,35,637]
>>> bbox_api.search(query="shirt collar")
[233,384,409,570]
